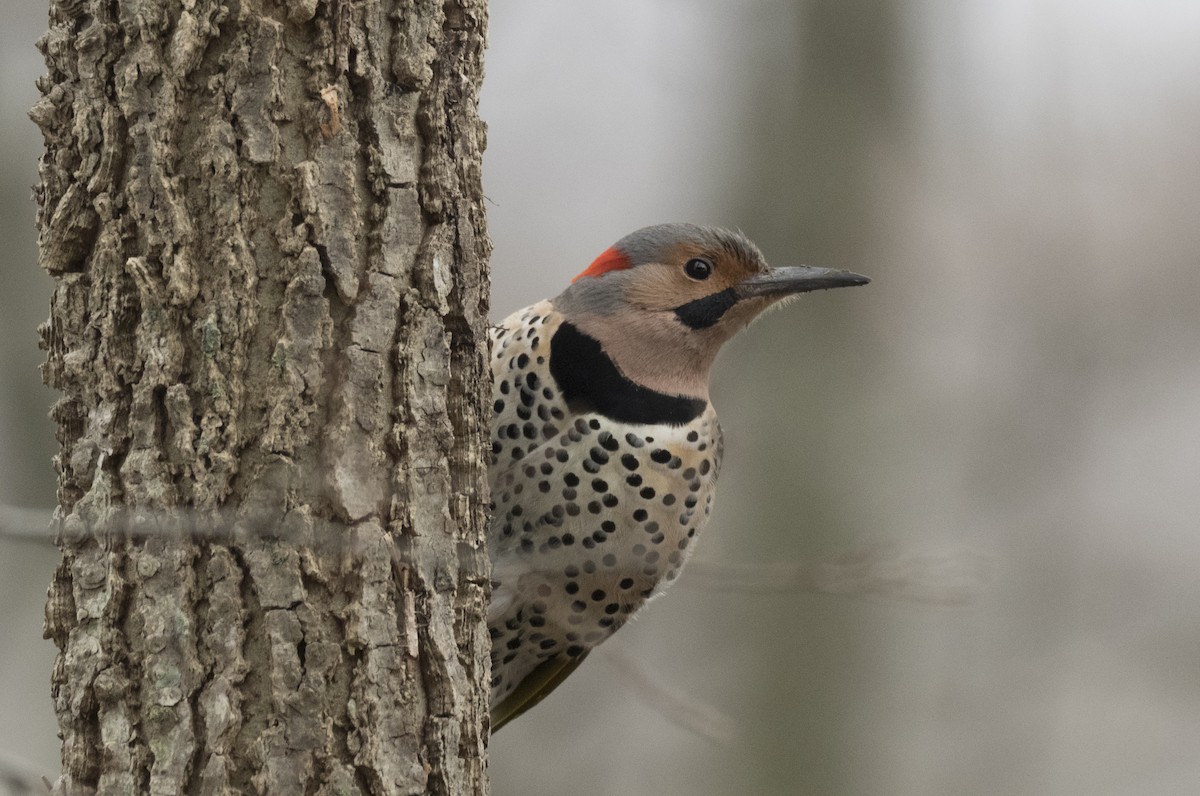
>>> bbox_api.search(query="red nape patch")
[572,247,632,282]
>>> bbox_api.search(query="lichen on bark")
[33,1,491,793]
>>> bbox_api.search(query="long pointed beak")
[737,266,870,299]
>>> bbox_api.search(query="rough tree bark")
[32,0,491,793]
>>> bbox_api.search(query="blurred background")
[4,1,1200,794]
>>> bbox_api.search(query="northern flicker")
[488,223,868,731]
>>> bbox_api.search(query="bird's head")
[552,223,869,400]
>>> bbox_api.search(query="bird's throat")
[549,322,707,426]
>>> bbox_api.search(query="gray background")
[4,2,1200,794]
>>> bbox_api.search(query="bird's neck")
[549,321,708,426]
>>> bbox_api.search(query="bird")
[487,223,868,732]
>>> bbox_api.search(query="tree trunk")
[32,0,491,793]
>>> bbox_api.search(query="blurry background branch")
[1,501,991,608]
[598,641,738,747]
[686,544,994,605]
[0,506,52,547]
[0,750,48,796]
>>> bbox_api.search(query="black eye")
[683,258,713,280]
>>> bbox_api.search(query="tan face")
[622,240,766,314]
[617,241,779,353]
[560,242,775,399]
